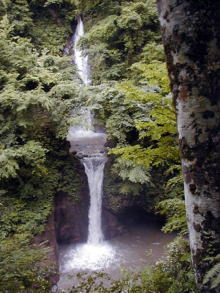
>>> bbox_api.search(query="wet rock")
[102,208,125,239]
[54,191,89,244]
[55,191,125,243]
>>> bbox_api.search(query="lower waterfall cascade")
[83,156,105,244]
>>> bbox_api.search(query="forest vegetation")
[0,0,219,292]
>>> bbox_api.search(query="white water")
[83,156,105,244]
[72,17,91,85]
[67,109,106,154]
[65,17,114,272]
[66,17,106,154]
[59,223,175,291]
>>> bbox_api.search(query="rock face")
[54,158,125,244]
[55,190,89,244]
[102,208,125,239]
[54,191,124,244]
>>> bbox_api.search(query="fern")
[111,158,152,184]
[203,255,220,289]
[157,198,187,234]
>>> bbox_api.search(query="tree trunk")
[157,1,220,292]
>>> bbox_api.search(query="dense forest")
[0,0,219,292]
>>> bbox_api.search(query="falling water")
[65,17,91,85]
[73,17,91,85]
[64,17,115,271]
[83,156,106,244]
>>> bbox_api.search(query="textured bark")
[157,1,220,292]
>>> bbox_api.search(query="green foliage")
[83,71,184,230]
[156,167,187,234]
[43,0,76,7]
[0,8,82,291]
[141,42,165,64]
[110,61,177,167]
[0,194,51,239]
[203,254,220,289]
[112,158,152,184]
[0,0,193,291]
[0,236,52,293]
[79,0,160,83]
[157,198,187,234]
[0,141,47,179]
[83,54,185,231]
[103,65,172,178]
[0,15,76,151]
[4,0,33,35]
[3,0,78,53]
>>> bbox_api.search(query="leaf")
[203,255,220,289]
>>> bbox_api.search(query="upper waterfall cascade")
[72,17,90,85]
[66,17,106,157]
[83,156,106,244]
[65,17,91,85]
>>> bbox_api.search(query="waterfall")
[62,16,115,273]
[65,17,91,85]
[73,17,90,85]
[67,17,106,245]
[83,157,106,244]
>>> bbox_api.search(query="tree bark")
[157,1,220,292]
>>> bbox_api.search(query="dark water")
[58,222,174,291]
